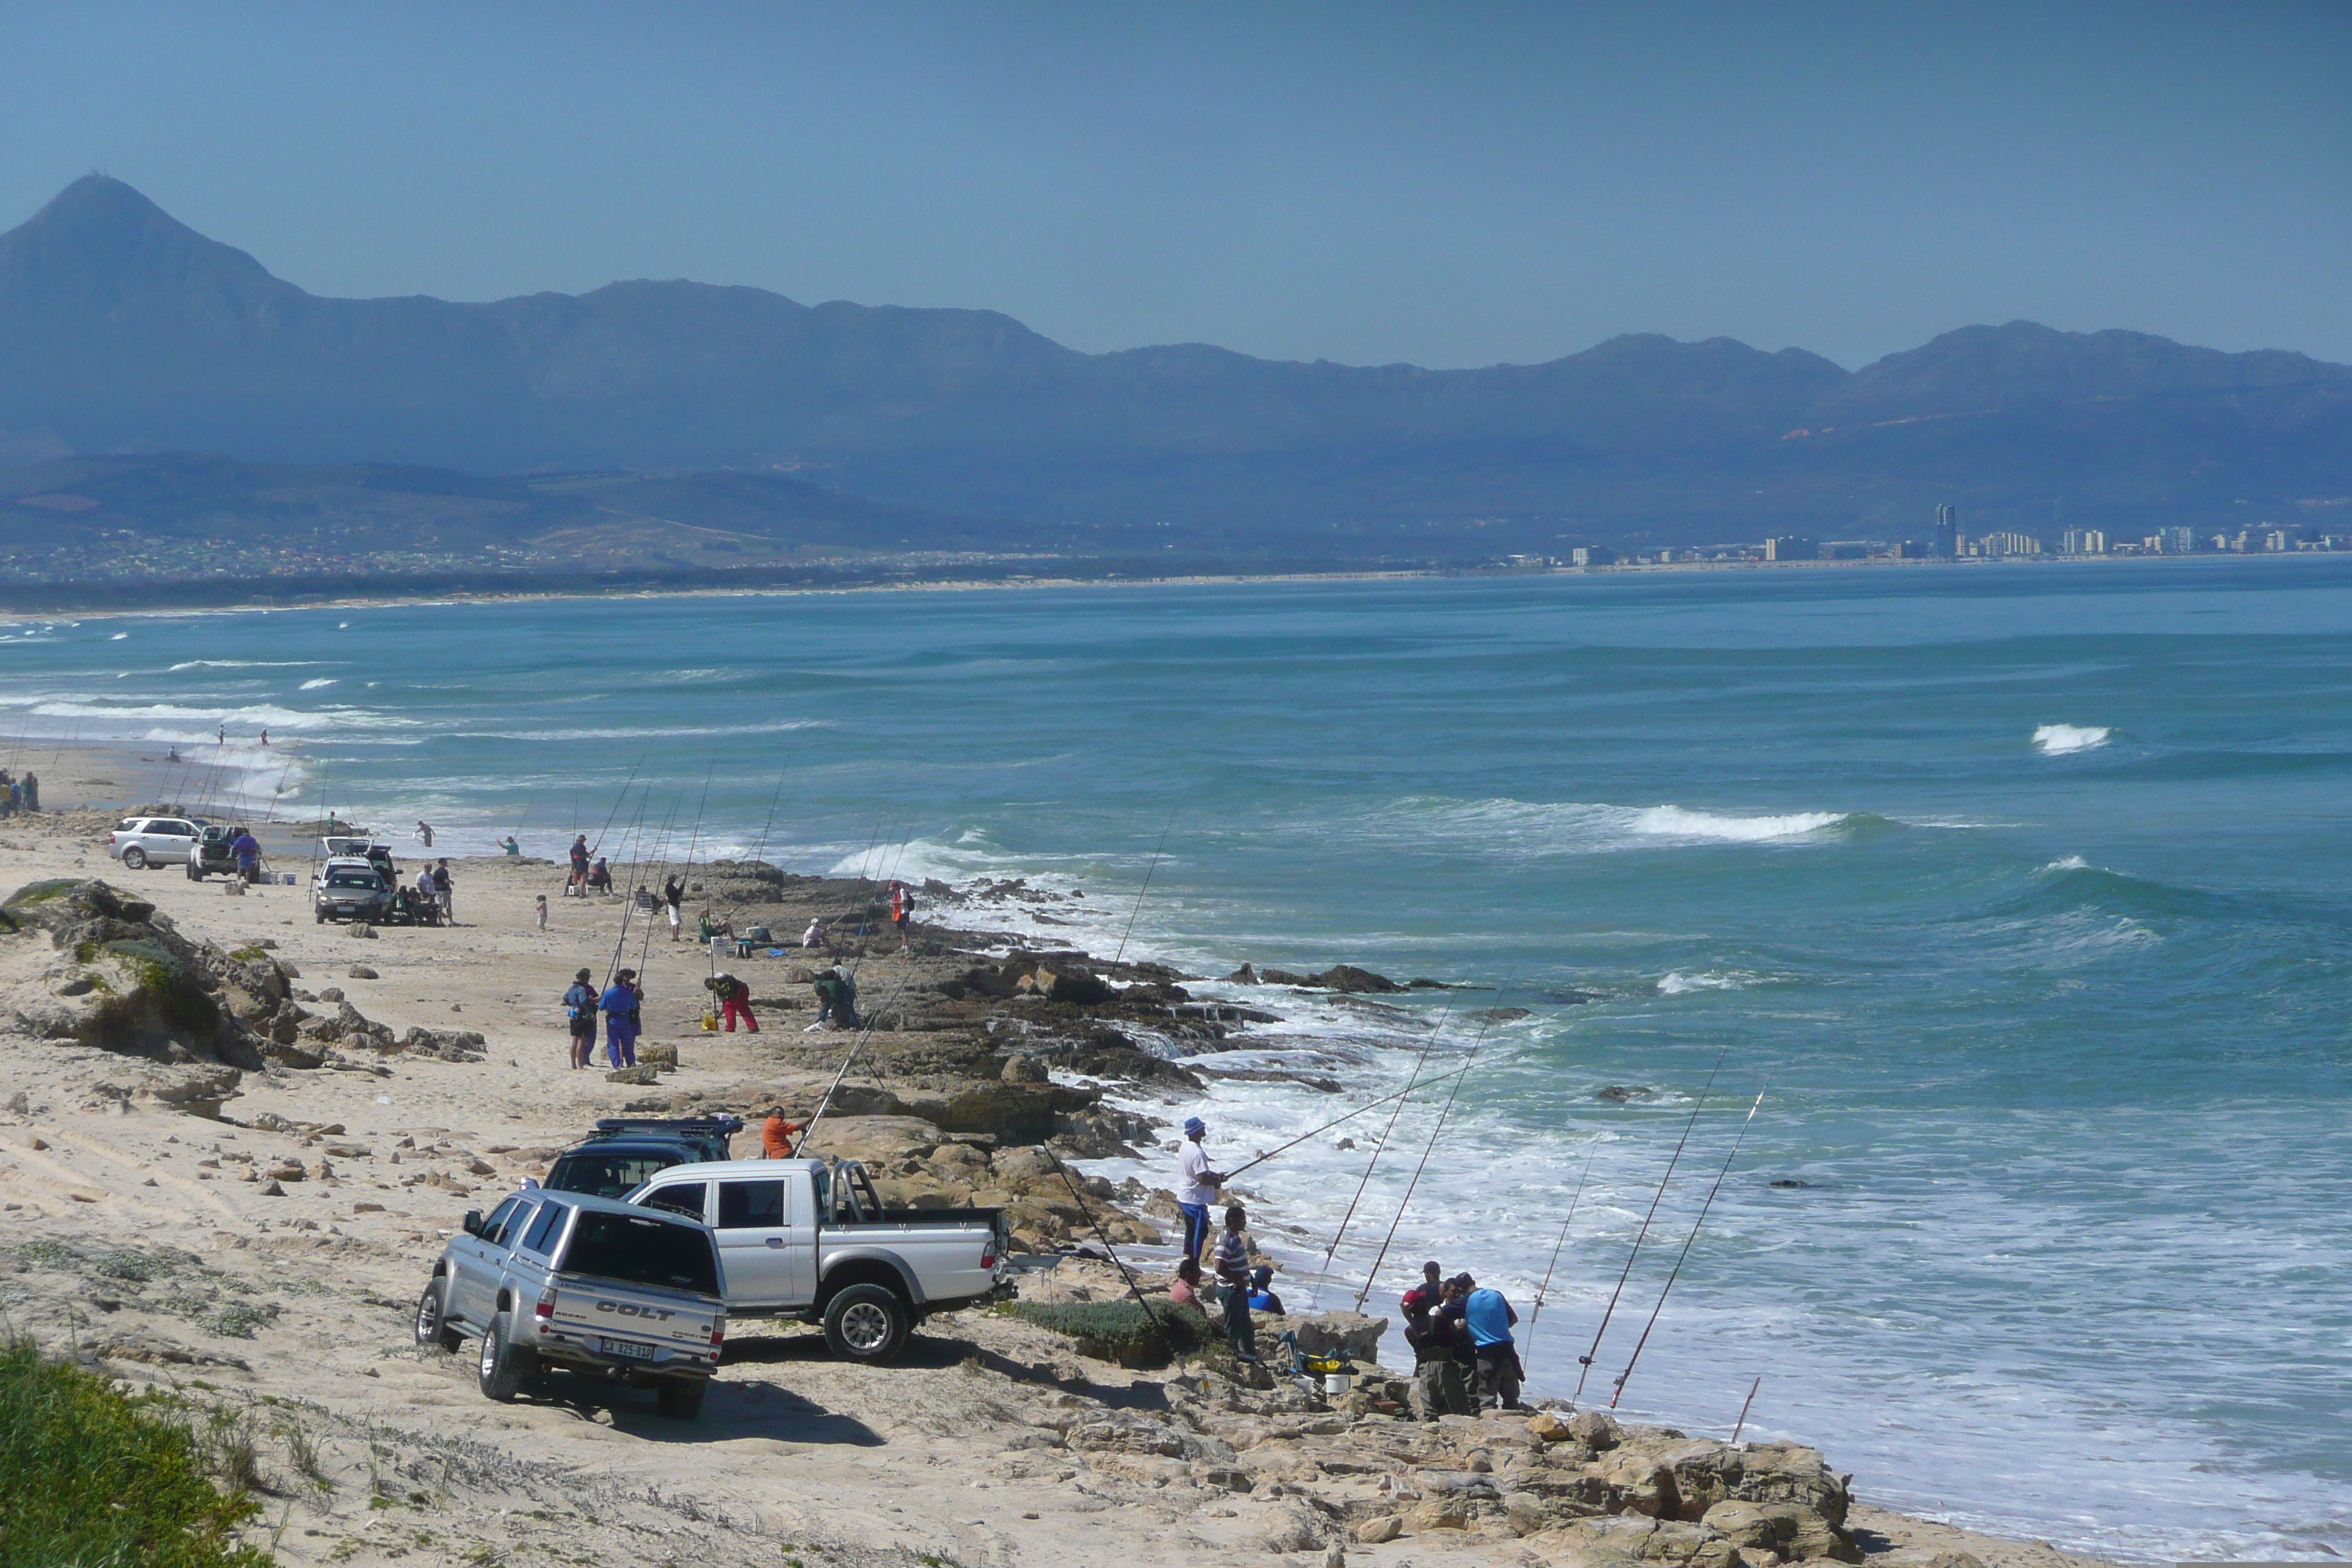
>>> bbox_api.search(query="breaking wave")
[2034,724,2111,755]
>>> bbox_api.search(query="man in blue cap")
[1176,1115,1225,1264]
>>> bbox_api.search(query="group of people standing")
[562,966,644,1068]
[0,769,39,815]
[413,859,456,921]
[1172,1113,1527,1410]
[565,834,614,897]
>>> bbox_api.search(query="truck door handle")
[765,1237,783,1247]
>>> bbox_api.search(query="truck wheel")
[186,862,201,881]
[314,909,325,924]
[413,1278,463,1354]
[476,1310,535,1401]
[121,847,148,870]
[822,1283,910,1363]
[657,1377,706,1420]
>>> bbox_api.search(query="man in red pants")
[706,972,759,1033]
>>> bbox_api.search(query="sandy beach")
[0,795,2124,1568]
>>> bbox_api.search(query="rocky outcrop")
[0,879,271,1074]
[1289,1311,1388,1362]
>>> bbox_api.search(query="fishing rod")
[632,795,685,979]
[1218,1056,1482,1183]
[1572,1047,1731,1402]
[1523,1143,1601,1371]
[1730,1376,1763,1443]
[600,784,655,985]
[1352,988,1516,1311]
[715,772,792,991]
[1308,995,1462,1306]
[587,750,651,859]
[1111,809,1177,969]
[1610,1084,1769,1409]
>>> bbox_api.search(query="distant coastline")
[1,544,2334,622]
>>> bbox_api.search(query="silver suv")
[107,817,203,870]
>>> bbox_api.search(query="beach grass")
[0,1336,269,1567]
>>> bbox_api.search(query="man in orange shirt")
[762,1107,806,1158]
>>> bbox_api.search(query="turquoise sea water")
[5,561,2350,1560]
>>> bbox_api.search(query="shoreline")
[0,788,2152,1567]
[0,546,2337,625]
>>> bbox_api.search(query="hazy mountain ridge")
[4,176,2348,549]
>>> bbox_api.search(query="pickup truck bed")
[629,1156,1012,1362]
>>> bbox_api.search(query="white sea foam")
[1629,804,1847,843]
[1656,970,1757,995]
[166,660,323,671]
[2039,855,2092,872]
[1365,796,1852,857]
[480,718,832,742]
[108,632,127,640]
[2033,723,2111,755]
[298,678,337,690]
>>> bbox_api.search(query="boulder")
[1259,969,1313,987]
[1569,1409,1624,1450]
[400,1027,486,1062]
[1354,1517,1402,1545]
[1001,1052,1050,1084]
[1224,964,1260,985]
[606,1065,663,1085]
[346,964,379,980]
[1526,1411,1573,1443]
[1289,1311,1387,1363]
[0,878,265,1073]
[1308,965,1404,994]
[640,1043,679,1068]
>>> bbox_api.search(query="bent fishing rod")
[1523,1143,1601,1371]
[1352,989,1517,1311]
[1610,1082,1770,1409]
[1573,1046,1731,1403]
[1111,808,1178,970]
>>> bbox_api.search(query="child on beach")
[535,894,549,931]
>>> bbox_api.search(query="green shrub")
[1002,1300,1210,1366]
[0,1337,269,1567]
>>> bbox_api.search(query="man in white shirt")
[1176,1115,1225,1264]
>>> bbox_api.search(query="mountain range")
[4,175,2349,560]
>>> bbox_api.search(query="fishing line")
[1573,1046,1731,1403]
[1523,1142,1601,1372]
[1308,995,1461,1306]
[1218,1058,1480,1183]
[1111,808,1177,970]
[1610,1083,1770,1408]
[1351,983,1516,1311]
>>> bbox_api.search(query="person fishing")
[1210,1202,1259,1364]
[600,968,643,1068]
[562,968,598,1069]
[1176,1115,1226,1264]
[1403,1263,1471,1417]
[587,856,612,895]
[663,874,685,942]
[762,1105,805,1158]
[1245,1265,1286,1316]
[1460,1277,1525,1411]
[568,834,590,897]
[706,971,758,1033]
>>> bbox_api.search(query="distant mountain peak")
[0,175,277,302]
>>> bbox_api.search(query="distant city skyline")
[2,2,2347,371]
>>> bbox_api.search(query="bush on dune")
[0,1337,268,1568]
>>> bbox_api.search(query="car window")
[557,1211,720,1295]
[325,870,380,889]
[717,1179,785,1229]
[160,821,196,836]
[545,1150,685,1200]
[520,1202,567,1255]
[641,1181,708,1221]
[479,1196,524,1248]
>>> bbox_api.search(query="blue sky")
[4,1,2346,369]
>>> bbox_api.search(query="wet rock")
[1224,963,1259,984]
[1596,1085,1655,1104]
[1259,968,1313,987]
[1469,1007,1533,1023]
[1308,965,1404,994]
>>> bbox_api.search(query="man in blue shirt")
[600,968,642,1068]
[230,829,261,883]
[1458,1275,1523,1411]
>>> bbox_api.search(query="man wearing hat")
[1176,1115,1226,1264]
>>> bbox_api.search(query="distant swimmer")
[259,728,268,747]
[414,820,435,849]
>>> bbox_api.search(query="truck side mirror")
[461,1210,485,1237]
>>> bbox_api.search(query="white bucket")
[1324,1371,1354,1397]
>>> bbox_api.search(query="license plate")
[601,1337,655,1360]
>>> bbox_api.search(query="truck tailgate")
[545,1275,720,1358]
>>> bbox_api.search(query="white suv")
[108,817,203,870]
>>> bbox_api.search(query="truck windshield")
[558,1211,718,1295]
[324,871,379,889]
[546,1149,687,1199]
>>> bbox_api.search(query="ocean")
[5,559,2349,1561]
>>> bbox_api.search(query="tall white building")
[2059,528,2106,555]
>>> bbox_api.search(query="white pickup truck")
[414,1188,726,1419]
[627,1157,1012,1363]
